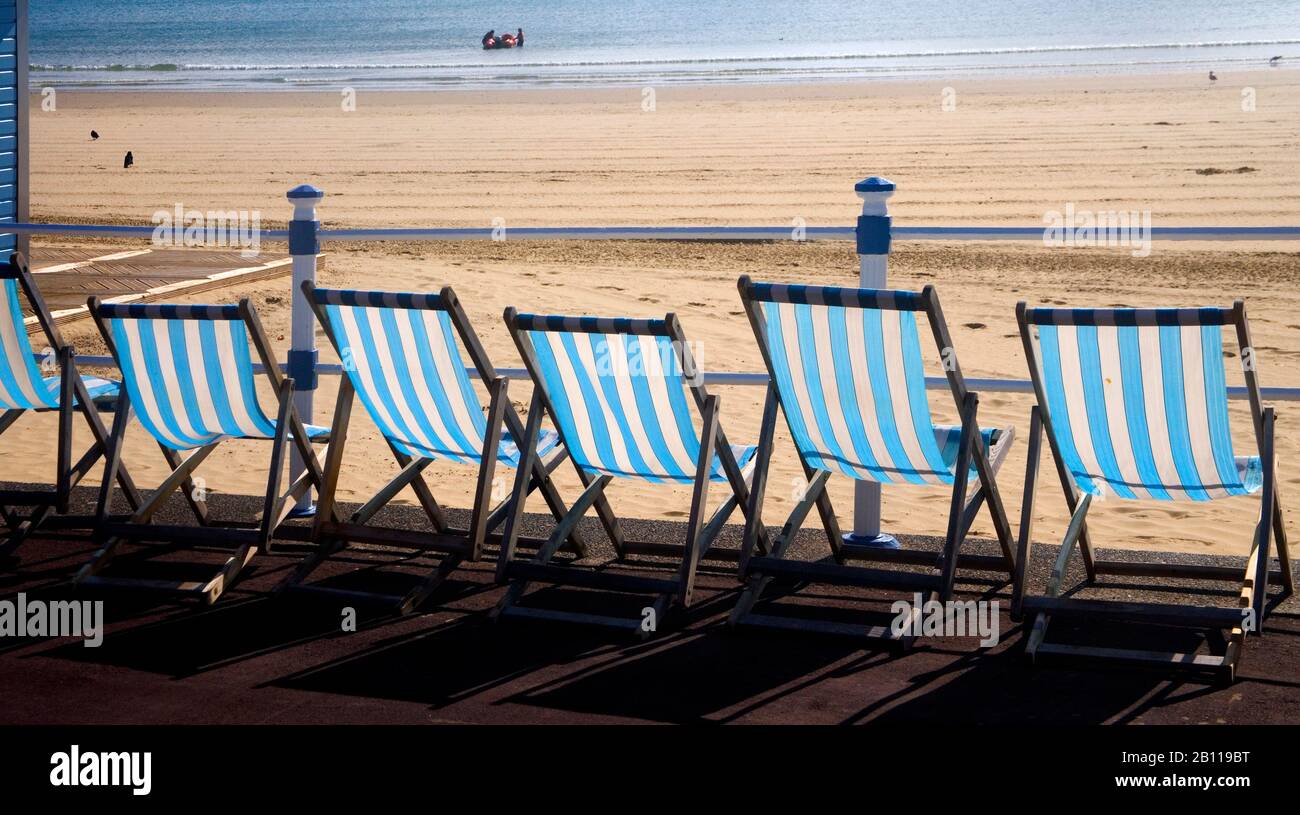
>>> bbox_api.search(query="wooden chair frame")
[0,253,141,558]
[494,309,770,638]
[730,278,1017,645]
[75,297,330,605]
[1013,300,1292,681]
[277,283,590,615]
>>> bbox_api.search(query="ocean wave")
[27,38,1300,73]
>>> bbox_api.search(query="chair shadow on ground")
[8,483,1300,723]
[499,552,1300,724]
[39,594,338,678]
[5,491,509,677]
[500,611,1251,724]
[267,608,630,709]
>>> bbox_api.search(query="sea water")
[29,0,1300,90]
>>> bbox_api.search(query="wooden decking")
[22,246,305,333]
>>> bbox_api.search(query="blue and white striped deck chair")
[731,278,1017,643]
[0,253,141,558]
[280,284,589,615]
[1015,301,1291,680]
[496,308,766,637]
[78,297,331,605]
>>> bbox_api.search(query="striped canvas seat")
[751,285,1008,486]
[522,316,757,483]
[730,278,1019,636]
[102,303,330,451]
[0,278,120,410]
[1026,307,1260,501]
[313,289,560,466]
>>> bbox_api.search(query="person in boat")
[482,30,496,48]
[500,31,516,47]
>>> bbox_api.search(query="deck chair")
[495,309,769,637]
[277,284,590,615]
[0,253,141,557]
[76,298,331,604]
[1013,301,1291,680]
[730,278,1017,645]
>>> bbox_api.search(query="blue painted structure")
[0,1,26,258]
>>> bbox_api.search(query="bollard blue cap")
[287,184,325,200]
[854,176,896,192]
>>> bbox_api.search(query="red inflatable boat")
[482,30,522,49]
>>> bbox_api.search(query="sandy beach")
[11,69,1300,558]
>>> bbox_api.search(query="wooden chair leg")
[529,450,590,558]
[350,454,433,526]
[466,377,508,562]
[95,398,131,525]
[55,347,75,513]
[72,373,143,511]
[1025,493,1091,660]
[729,470,828,626]
[311,377,354,542]
[497,390,546,583]
[388,443,448,532]
[395,553,464,616]
[76,443,219,582]
[199,543,257,605]
[582,465,627,557]
[1251,408,1277,629]
[677,394,719,606]
[938,393,978,601]
[0,409,21,437]
[112,442,216,528]
[1273,483,1293,597]
[0,505,52,558]
[1012,406,1043,620]
[493,473,613,620]
[257,381,295,552]
[160,445,209,526]
[276,534,347,596]
[803,460,844,562]
[739,385,778,572]
[974,443,1017,575]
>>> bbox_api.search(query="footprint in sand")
[963,322,986,330]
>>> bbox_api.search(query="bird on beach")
[1209,71,1217,82]
[123,150,133,169]
[1269,55,1283,65]
[90,130,98,140]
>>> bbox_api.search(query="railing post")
[286,184,324,515]
[848,176,899,548]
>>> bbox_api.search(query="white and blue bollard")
[848,176,899,548]
[286,184,324,516]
